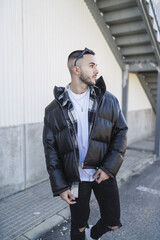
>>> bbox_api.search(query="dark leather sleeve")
[100,104,128,177]
[43,116,69,197]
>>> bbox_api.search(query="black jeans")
[69,178,122,240]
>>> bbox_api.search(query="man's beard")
[80,72,96,86]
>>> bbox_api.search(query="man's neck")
[70,80,88,94]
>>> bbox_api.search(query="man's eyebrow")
[89,62,97,66]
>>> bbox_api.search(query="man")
[43,48,128,240]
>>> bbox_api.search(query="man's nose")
[94,67,99,74]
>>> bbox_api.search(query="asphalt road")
[40,160,160,240]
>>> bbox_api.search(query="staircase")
[85,0,160,110]
[97,0,158,64]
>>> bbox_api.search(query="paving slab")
[15,236,29,240]
[24,214,63,239]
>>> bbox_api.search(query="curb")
[15,207,70,240]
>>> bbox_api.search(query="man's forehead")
[82,54,97,63]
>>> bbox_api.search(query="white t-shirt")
[68,86,96,181]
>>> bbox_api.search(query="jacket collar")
[53,76,106,107]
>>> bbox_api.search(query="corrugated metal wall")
[23,0,59,124]
[0,0,23,127]
[0,0,58,127]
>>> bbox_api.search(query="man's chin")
[87,81,96,86]
[80,77,96,86]
[91,79,97,85]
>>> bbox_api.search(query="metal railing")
[151,0,160,27]
[145,0,160,43]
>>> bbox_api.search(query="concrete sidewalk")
[0,136,158,240]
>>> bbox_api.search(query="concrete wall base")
[0,123,48,199]
[127,108,155,145]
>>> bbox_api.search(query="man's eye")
[90,65,94,68]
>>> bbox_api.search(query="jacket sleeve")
[100,100,128,177]
[43,115,69,197]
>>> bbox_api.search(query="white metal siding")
[0,0,23,127]
[23,0,57,124]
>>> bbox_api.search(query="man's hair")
[68,48,95,63]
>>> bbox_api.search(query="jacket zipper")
[55,100,80,180]
[81,93,105,169]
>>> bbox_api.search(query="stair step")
[146,81,157,86]
[146,78,157,83]
[146,74,157,78]
[123,54,156,62]
[151,89,158,96]
[121,45,154,56]
[148,83,157,89]
[153,96,157,102]
[116,34,150,47]
[144,72,158,78]
[97,0,137,12]
[104,7,141,25]
[111,21,146,36]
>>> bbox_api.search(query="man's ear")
[72,66,80,75]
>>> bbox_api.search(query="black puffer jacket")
[43,77,128,196]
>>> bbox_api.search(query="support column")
[122,64,129,120]
[155,68,160,157]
